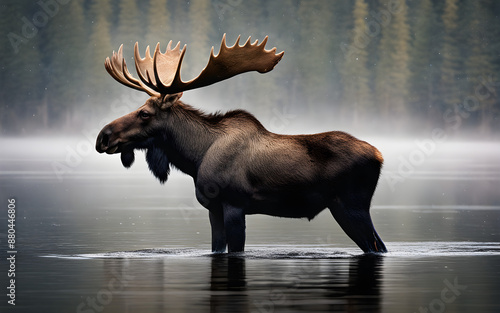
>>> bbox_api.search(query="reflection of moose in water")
[96,254,383,313]
[96,34,386,253]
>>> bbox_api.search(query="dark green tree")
[0,1,43,133]
[187,0,212,79]
[408,0,439,120]
[44,0,87,128]
[297,0,334,111]
[341,0,372,124]
[145,0,171,48]
[330,1,353,104]
[439,0,462,110]
[171,1,190,40]
[211,1,279,118]
[375,0,410,119]
[116,0,141,47]
[463,0,498,133]
[87,0,114,114]
[240,0,280,118]
[264,0,300,116]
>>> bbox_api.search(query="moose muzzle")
[96,126,119,154]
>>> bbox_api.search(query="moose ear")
[160,92,183,110]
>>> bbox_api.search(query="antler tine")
[153,43,167,92]
[134,43,154,87]
[104,47,121,82]
[168,45,187,94]
[149,41,186,95]
[104,44,159,96]
[173,41,182,51]
[217,33,234,56]
[166,40,173,50]
[259,36,269,49]
[242,36,251,47]
[233,34,241,47]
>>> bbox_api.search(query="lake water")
[1,137,499,312]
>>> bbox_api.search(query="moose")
[96,34,387,253]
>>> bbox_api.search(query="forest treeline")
[0,0,499,135]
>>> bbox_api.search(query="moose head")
[96,34,283,182]
[96,34,387,254]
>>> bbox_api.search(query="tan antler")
[104,34,284,97]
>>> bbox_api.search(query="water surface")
[1,137,499,312]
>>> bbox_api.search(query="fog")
[2,136,499,210]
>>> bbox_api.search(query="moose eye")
[139,111,151,119]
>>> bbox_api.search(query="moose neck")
[162,102,221,178]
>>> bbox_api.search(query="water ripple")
[43,241,500,260]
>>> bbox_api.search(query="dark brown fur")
[96,95,387,253]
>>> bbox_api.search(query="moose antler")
[105,34,284,97]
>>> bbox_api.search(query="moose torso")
[161,102,383,221]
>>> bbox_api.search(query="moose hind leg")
[222,204,246,253]
[329,195,387,253]
[209,210,227,253]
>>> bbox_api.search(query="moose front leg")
[222,204,246,253]
[209,210,227,253]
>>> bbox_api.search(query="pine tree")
[116,0,141,48]
[331,1,354,105]
[187,0,212,80]
[374,0,410,119]
[44,0,87,128]
[440,0,462,110]
[171,1,190,42]
[491,1,500,78]
[408,0,438,119]
[0,1,43,133]
[389,0,411,112]
[297,0,334,111]
[488,1,500,133]
[463,0,497,133]
[238,0,279,118]
[87,0,114,113]
[341,0,372,124]
[145,0,170,48]
[264,0,299,118]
